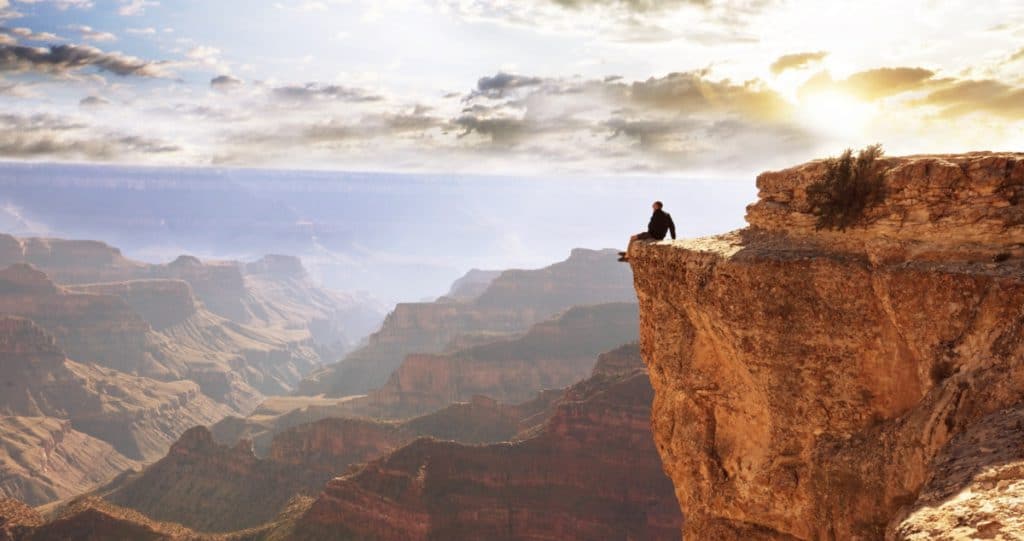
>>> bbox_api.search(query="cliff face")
[296,343,681,541]
[0,264,151,374]
[627,152,1024,540]
[300,248,635,397]
[0,416,137,506]
[71,280,197,331]
[0,316,229,462]
[364,302,640,418]
[0,234,383,362]
[100,426,328,533]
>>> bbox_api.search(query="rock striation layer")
[363,302,640,418]
[627,152,1024,540]
[299,248,635,397]
[293,343,682,541]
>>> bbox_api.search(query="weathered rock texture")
[293,344,682,541]
[627,152,1024,540]
[0,234,384,360]
[0,316,229,503]
[363,302,640,418]
[0,497,43,541]
[98,426,328,533]
[299,248,635,396]
[0,416,137,506]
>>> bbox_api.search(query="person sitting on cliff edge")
[618,201,676,262]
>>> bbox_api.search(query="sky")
[0,0,1022,177]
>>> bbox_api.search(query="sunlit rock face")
[0,316,229,504]
[293,344,682,541]
[299,248,636,397]
[628,152,1024,540]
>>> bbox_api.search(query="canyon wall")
[364,302,639,418]
[293,343,682,541]
[299,248,635,397]
[628,152,1024,540]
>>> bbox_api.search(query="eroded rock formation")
[98,426,328,533]
[627,152,1024,540]
[293,343,682,541]
[364,302,640,418]
[299,248,635,397]
[0,315,230,459]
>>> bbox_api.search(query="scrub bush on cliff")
[807,144,886,231]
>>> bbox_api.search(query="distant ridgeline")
[0,160,752,302]
[0,232,384,508]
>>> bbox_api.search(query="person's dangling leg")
[619,232,652,261]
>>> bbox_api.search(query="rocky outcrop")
[438,268,502,301]
[294,343,681,541]
[299,248,634,396]
[0,234,384,360]
[99,426,328,533]
[0,417,137,506]
[892,404,1024,540]
[627,152,1024,540]
[267,418,404,474]
[0,316,230,461]
[0,265,151,374]
[71,280,197,331]
[0,497,43,541]
[0,259,320,405]
[362,302,640,418]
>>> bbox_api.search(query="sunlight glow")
[797,90,875,140]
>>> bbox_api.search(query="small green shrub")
[806,144,886,231]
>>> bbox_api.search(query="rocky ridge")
[299,248,635,397]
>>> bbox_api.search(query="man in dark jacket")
[646,201,676,241]
[619,201,676,262]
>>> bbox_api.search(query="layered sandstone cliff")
[627,152,1024,540]
[363,302,640,418]
[0,316,231,459]
[98,426,328,533]
[0,234,383,360]
[299,248,635,397]
[294,343,681,541]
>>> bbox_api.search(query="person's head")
[652,201,663,211]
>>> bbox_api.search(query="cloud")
[271,82,383,103]
[210,74,242,90]
[770,51,827,75]
[16,0,94,9]
[126,27,156,35]
[118,0,157,16]
[1007,47,1024,64]
[2,26,64,42]
[0,43,165,76]
[473,72,544,98]
[65,24,116,42]
[78,95,109,107]
[916,79,1024,118]
[440,0,769,44]
[186,45,219,62]
[0,112,179,159]
[799,67,936,100]
[548,0,709,11]
[622,70,793,120]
